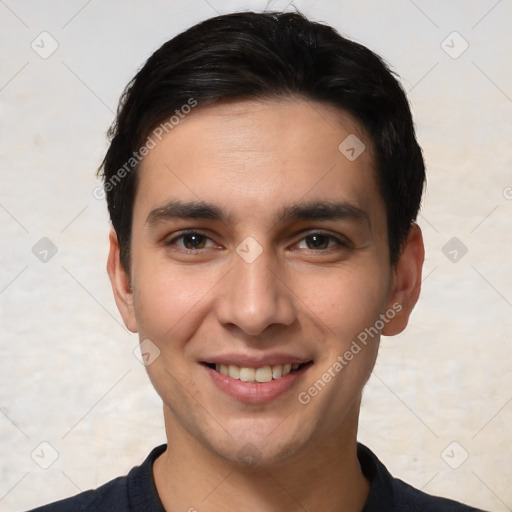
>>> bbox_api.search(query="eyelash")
[166,230,218,252]
[165,230,351,252]
[294,231,351,251]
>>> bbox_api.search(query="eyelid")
[165,229,218,248]
[164,229,351,252]
[292,230,352,249]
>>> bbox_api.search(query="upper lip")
[202,353,312,367]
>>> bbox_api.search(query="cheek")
[294,264,390,340]
[132,262,218,344]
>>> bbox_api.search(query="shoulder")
[26,475,128,512]
[26,445,167,512]
[392,476,485,511]
[358,443,486,512]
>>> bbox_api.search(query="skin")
[107,98,424,511]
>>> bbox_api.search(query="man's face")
[110,98,412,466]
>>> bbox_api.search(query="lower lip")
[204,364,311,404]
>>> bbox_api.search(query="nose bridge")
[216,246,295,335]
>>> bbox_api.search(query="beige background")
[1,1,511,510]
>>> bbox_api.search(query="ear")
[382,223,424,336]
[106,229,138,333]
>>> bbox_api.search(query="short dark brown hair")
[98,10,425,273]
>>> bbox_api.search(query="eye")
[295,232,350,251]
[166,230,217,251]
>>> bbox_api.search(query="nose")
[215,246,297,336]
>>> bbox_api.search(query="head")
[102,11,425,467]
[100,11,424,275]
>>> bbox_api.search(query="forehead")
[134,98,383,224]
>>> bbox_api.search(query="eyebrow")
[145,199,369,228]
[146,200,229,226]
[274,200,370,227]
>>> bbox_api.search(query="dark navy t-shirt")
[27,443,485,511]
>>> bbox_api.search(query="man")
[29,10,485,512]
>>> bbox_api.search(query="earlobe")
[106,229,138,333]
[382,223,424,336]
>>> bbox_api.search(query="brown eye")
[294,231,351,252]
[182,233,207,249]
[166,231,216,251]
[305,234,331,249]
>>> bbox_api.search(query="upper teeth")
[215,363,300,383]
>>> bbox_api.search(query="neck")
[153,402,369,512]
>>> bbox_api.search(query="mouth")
[203,361,313,383]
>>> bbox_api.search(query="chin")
[209,419,315,469]
[216,440,303,469]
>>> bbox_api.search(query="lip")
[202,353,310,367]
[203,361,313,404]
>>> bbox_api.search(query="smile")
[211,363,306,383]
[202,360,313,403]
